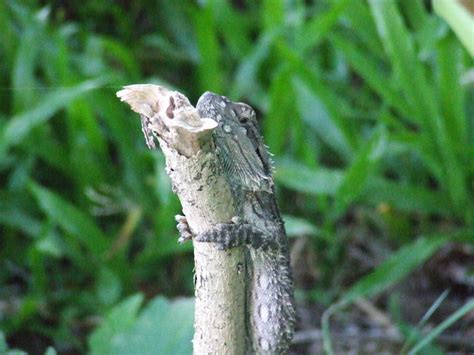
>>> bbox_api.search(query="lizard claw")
[175,214,193,244]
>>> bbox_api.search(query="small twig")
[355,298,399,335]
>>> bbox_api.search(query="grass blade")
[433,0,474,56]
[194,3,222,93]
[332,129,386,219]
[365,178,452,215]
[400,289,450,353]
[11,18,41,111]
[437,35,467,144]
[299,0,354,52]
[341,236,446,305]
[0,77,108,160]
[293,78,352,160]
[264,67,294,155]
[231,31,276,100]
[30,182,109,256]
[408,299,474,354]
[275,160,343,196]
[323,235,447,353]
[369,0,466,210]
[329,33,411,119]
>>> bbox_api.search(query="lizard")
[118,86,295,354]
[176,92,296,354]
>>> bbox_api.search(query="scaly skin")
[178,92,295,354]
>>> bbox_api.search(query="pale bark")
[117,85,246,354]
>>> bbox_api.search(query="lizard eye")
[233,103,255,124]
[231,108,248,123]
[238,115,248,123]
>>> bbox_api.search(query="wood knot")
[166,96,175,118]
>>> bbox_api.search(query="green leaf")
[194,4,222,92]
[98,37,140,79]
[96,267,122,306]
[110,297,194,355]
[265,66,294,155]
[231,31,276,100]
[299,0,354,52]
[0,332,7,352]
[156,2,198,62]
[35,228,66,258]
[44,347,57,355]
[332,129,386,218]
[341,1,384,57]
[89,294,144,355]
[212,1,251,58]
[0,331,27,355]
[434,0,474,57]
[143,34,195,63]
[437,35,467,145]
[368,0,435,126]
[400,0,429,32]
[0,192,42,236]
[66,99,108,186]
[262,0,284,30]
[369,0,466,209]
[283,215,320,238]
[5,351,28,355]
[275,160,344,196]
[0,77,108,161]
[342,236,446,305]
[293,78,352,160]
[29,182,109,256]
[329,33,410,119]
[11,16,41,111]
[276,158,451,215]
[365,178,451,215]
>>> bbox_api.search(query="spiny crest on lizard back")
[196,92,272,193]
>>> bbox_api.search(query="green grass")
[0,0,472,353]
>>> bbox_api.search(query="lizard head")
[196,91,272,192]
[196,91,256,126]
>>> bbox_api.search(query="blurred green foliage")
[0,0,472,353]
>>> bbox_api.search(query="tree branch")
[117,85,246,354]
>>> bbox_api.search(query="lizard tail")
[248,250,295,354]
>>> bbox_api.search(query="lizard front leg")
[176,215,278,251]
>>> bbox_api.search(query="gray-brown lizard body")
[187,92,295,354]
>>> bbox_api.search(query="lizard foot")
[175,214,193,244]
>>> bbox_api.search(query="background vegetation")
[0,0,472,354]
